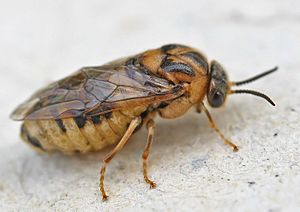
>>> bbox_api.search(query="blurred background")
[1,0,300,211]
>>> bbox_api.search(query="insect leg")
[199,103,239,152]
[142,119,157,189]
[99,116,142,201]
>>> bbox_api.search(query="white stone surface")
[1,0,300,211]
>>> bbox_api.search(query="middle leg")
[99,116,142,201]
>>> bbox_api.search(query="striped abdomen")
[20,106,147,154]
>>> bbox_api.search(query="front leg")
[198,102,239,152]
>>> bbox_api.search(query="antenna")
[231,66,278,86]
[229,89,275,106]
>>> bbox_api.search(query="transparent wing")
[11,65,184,120]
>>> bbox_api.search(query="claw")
[149,181,157,189]
[233,146,239,152]
[102,194,109,202]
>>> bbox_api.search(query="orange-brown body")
[15,44,209,154]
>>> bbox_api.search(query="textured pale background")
[0,0,300,211]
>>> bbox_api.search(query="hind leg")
[99,117,141,201]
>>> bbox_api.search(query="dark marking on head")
[74,115,87,128]
[55,119,66,132]
[161,59,195,76]
[91,115,102,124]
[161,44,188,52]
[181,51,209,72]
[104,112,113,119]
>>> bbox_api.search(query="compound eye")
[211,91,224,107]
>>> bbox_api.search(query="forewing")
[11,65,183,120]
